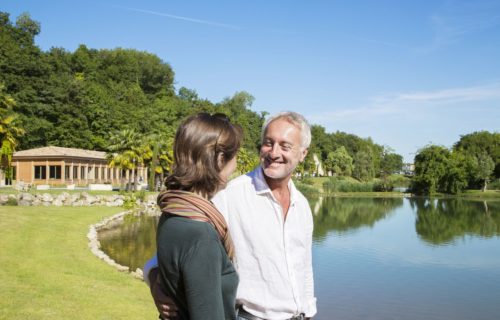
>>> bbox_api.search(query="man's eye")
[281,145,292,151]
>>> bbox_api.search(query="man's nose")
[269,143,280,157]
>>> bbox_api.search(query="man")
[146,111,317,319]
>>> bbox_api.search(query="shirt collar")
[251,166,298,205]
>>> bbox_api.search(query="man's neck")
[264,174,292,219]
[264,175,291,193]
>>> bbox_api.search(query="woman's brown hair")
[164,112,243,198]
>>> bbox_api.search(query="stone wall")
[0,192,156,207]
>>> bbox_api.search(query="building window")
[65,166,71,179]
[95,167,99,180]
[34,166,46,179]
[12,166,16,180]
[81,166,86,180]
[49,166,61,179]
[73,166,78,179]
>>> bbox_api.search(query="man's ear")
[299,148,308,162]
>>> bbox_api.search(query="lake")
[99,197,500,319]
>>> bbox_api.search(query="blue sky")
[3,0,500,162]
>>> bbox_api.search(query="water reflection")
[98,197,500,319]
[98,198,500,269]
[410,198,500,245]
[98,214,158,271]
[312,197,403,242]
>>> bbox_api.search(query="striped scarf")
[157,189,235,260]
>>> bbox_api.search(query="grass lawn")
[454,189,500,199]
[0,206,157,319]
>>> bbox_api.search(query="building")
[4,146,147,187]
[402,163,415,175]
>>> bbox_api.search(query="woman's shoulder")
[162,216,220,241]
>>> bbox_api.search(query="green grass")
[0,206,157,319]
[455,190,500,199]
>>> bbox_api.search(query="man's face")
[260,118,308,181]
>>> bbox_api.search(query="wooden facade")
[5,146,147,187]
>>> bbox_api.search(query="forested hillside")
[1,11,404,179]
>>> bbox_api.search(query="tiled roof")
[13,146,107,159]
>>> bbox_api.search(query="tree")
[352,150,374,181]
[324,146,353,177]
[454,131,500,180]
[309,125,331,160]
[380,151,403,176]
[107,129,152,191]
[296,153,317,177]
[412,145,450,195]
[15,12,41,39]
[146,133,174,191]
[236,147,259,175]
[441,151,468,194]
[218,91,264,153]
[0,84,24,178]
[475,152,495,192]
[178,87,199,102]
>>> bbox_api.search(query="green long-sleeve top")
[157,215,239,320]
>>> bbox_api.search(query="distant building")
[402,163,415,175]
[313,154,325,176]
[3,146,147,187]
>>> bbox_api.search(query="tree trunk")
[127,170,132,191]
[133,168,138,192]
[160,172,165,191]
[120,170,125,191]
[483,179,488,192]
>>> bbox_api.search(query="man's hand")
[149,268,178,319]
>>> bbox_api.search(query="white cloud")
[309,82,500,125]
[375,82,500,104]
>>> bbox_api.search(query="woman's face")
[219,156,237,184]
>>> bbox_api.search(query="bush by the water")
[323,177,375,193]
[295,180,319,198]
[489,179,500,190]
[373,180,394,192]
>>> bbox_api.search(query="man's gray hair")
[261,111,311,150]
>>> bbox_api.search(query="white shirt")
[212,167,316,319]
[144,167,317,319]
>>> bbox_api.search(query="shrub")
[323,177,374,193]
[489,179,500,190]
[373,180,394,192]
[294,180,319,198]
[122,194,138,210]
[5,198,18,206]
[300,177,315,185]
[137,190,147,202]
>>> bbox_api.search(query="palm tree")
[0,84,25,181]
[145,133,174,191]
[107,129,152,191]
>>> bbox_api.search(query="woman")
[156,112,242,320]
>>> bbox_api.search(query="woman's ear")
[217,152,225,169]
